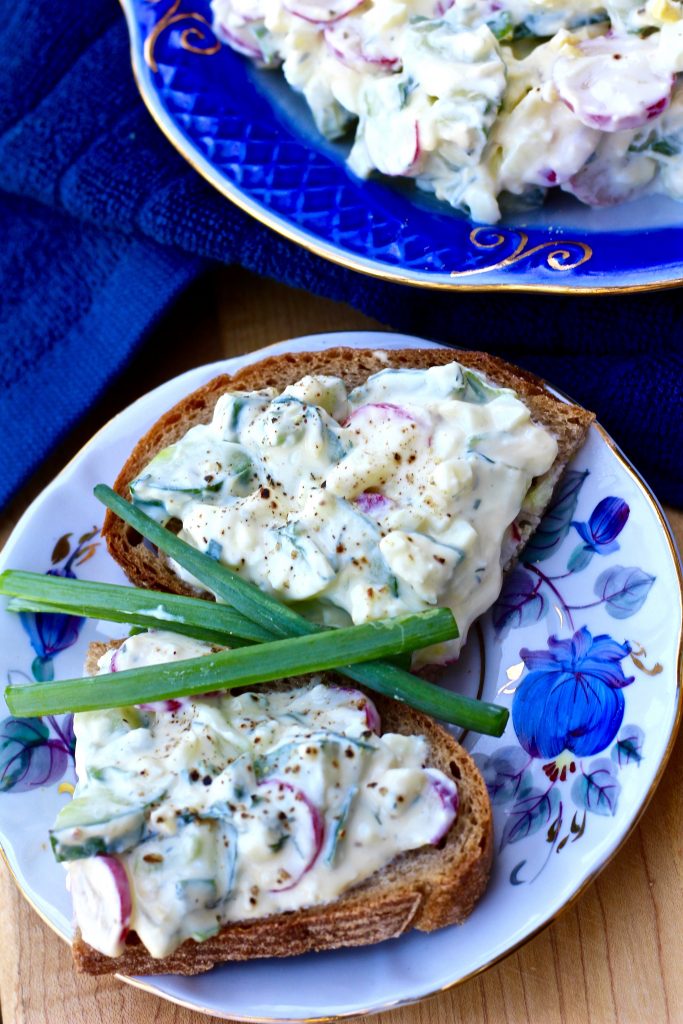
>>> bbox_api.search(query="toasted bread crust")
[102,347,594,596]
[73,645,492,975]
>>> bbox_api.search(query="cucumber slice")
[50,794,146,862]
[216,392,274,441]
[267,523,336,600]
[175,877,219,909]
[132,818,237,932]
[130,437,256,512]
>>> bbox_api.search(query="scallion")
[5,609,457,716]
[0,571,272,647]
[95,485,509,737]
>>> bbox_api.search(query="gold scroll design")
[630,642,663,677]
[144,0,222,73]
[451,227,593,278]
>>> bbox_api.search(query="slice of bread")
[102,347,595,596]
[72,641,493,975]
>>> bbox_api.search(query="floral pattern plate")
[0,332,680,1022]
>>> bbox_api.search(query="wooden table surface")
[0,268,681,1024]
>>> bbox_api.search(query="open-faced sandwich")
[58,631,492,975]
[104,348,594,666]
[2,347,595,977]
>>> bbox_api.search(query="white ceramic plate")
[0,332,680,1022]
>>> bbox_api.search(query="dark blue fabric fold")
[1,0,682,508]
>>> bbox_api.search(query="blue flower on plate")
[20,564,84,682]
[573,497,629,553]
[512,627,634,760]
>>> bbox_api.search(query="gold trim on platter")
[144,0,221,73]
[1,335,681,1022]
[449,228,593,278]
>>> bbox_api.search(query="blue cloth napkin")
[1,0,682,508]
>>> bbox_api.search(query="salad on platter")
[211,0,683,221]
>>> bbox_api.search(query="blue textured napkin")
[1,0,682,508]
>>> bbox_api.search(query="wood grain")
[0,267,681,1024]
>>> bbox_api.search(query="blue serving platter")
[121,0,683,291]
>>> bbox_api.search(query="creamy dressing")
[211,0,683,221]
[129,361,557,665]
[56,631,457,958]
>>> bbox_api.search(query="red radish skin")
[70,855,132,952]
[216,22,263,58]
[426,770,459,844]
[328,684,382,732]
[365,121,421,177]
[103,856,133,941]
[283,0,364,25]
[138,698,187,713]
[363,697,382,734]
[354,491,394,516]
[344,402,425,427]
[553,36,674,133]
[323,22,400,70]
[566,157,648,206]
[258,779,325,891]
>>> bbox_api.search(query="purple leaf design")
[492,567,547,633]
[571,758,621,816]
[475,746,532,805]
[500,785,560,849]
[521,469,589,564]
[594,566,656,619]
[0,717,70,792]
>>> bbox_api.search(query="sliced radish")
[324,20,400,71]
[363,697,382,734]
[257,779,324,891]
[137,698,187,713]
[328,684,382,732]
[364,115,421,177]
[283,0,364,24]
[345,402,425,427]
[426,769,458,844]
[69,855,131,957]
[354,491,394,517]
[215,21,264,59]
[565,157,649,206]
[553,35,674,133]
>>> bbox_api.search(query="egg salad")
[211,0,683,220]
[128,361,557,666]
[56,631,457,958]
